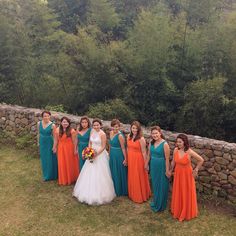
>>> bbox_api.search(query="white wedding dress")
[73,129,116,205]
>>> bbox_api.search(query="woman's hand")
[192,168,199,178]
[123,158,127,166]
[144,162,149,172]
[93,150,98,159]
[52,146,57,154]
[74,148,78,156]
[165,170,171,178]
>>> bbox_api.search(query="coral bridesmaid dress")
[127,138,151,203]
[57,129,79,185]
[171,150,198,221]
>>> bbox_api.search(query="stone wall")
[0,103,236,204]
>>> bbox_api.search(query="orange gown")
[57,129,79,185]
[127,138,151,203]
[171,150,198,221]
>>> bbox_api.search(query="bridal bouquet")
[82,147,96,163]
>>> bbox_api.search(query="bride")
[73,118,116,205]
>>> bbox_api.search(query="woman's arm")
[189,149,204,178]
[145,142,151,171]
[72,129,78,155]
[52,123,56,145]
[108,131,113,153]
[52,128,58,153]
[95,132,107,157]
[164,142,171,178]
[88,130,92,148]
[118,134,127,166]
[126,135,130,163]
[37,121,40,146]
[170,148,177,174]
[140,137,147,170]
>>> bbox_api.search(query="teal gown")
[150,141,169,212]
[77,128,91,171]
[39,121,58,181]
[109,132,128,196]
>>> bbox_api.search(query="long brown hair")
[129,121,142,142]
[78,116,91,131]
[59,117,72,137]
[150,126,165,145]
[176,134,190,151]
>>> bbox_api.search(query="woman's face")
[176,138,184,149]
[61,119,69,129]
[42,113,50,123]
[131,125,138,136]
[112,124,120,133]
[93,121,101,131]
[81,119,89,129]
[151,129,161,141]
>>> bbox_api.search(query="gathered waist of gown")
[40,134,53,138]
[128,147,142,153]
[79,141,88,145]
[95,149,108,156]
[92,145,101,152]
[151,156,165,159]
[175,163,192,169]
[59,138,73,143]
[110,146,122,149]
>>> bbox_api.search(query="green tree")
[88,0,120,33]
[113,5,181,128]
[47,0,89,33]
[0,2,32,104]
[176,77,229,140]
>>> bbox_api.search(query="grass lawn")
[0,146,235,236]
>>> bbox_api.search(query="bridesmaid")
[76,116,91,171]
[109,119,128,196]
[127,121,151,203]
[53,117,79,185]
[171,134,204,221]
[146,126,171,212]
[38,111,58,181]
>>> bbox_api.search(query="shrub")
[87,99,135,123]
[0,130,38,158]
[45,104,67,113]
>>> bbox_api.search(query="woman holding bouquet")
[127,121,151,203]
[171,134,204,221]
[109,119,128,196]
[73,118,116,205]
[76,116,91,171]
[53,117,79,185]
[38,111,58,181]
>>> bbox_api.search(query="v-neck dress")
[127,138,151,203]
[150,141,169,212]
[109,132,128,196]
[77,128,91,171]
[39,121,58,181]
[171,150,198,221]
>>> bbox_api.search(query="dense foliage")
[0,0,236,141]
